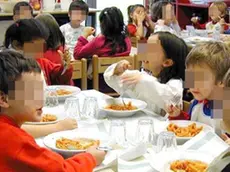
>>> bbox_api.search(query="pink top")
[74,35,131,59]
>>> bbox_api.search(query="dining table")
[35,89,228,172]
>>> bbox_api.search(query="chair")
[130,36,140,48]
[92,55,136,96]
[70,59,87,90]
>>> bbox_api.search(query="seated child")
[191,1,228,33]
[13,1,33,21]
[0,50,106,171]
[60,0,89,58]
[4,19,73,86]
[74,6,131,59]
[127,4,154,39]
[104,32,188,115]
[167,42,230,131]
[151,1,181,36]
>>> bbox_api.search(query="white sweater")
[154,23,181,36]
[104,63,183,115]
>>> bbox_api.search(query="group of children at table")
[0,0,230,171]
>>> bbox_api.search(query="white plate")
[99,98,147,117]
[46,85,81,101]
[25,107,66,125]
[150,150,214,172]
[43,130,109,158]
[165,120,214,144]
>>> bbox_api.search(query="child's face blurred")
[131,7,146,22]
[138,34,173,76]
[69,10,87,26]
[13,7,33,21]
[162,4,174,24]
[209,4,222,22]
[186,64,216,101]
[22,39,46,59]
[5,72,44,124]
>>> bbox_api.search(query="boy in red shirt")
[4,19,73,86]
[0,50,106,172]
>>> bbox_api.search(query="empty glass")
[45,88,59,107]
[109,120,127,148]
[156,131,177,153]
[186,25,195,36]
[136,118,157,145]
[64,97,81,120]
[82,97,98,120]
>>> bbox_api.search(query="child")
[151,1,181,36]
[74,6,131,59]
[127,4,154,39]
[60,0,89,58]
[191,2,228,33]
[0,50,106,171]
[104,32,188,115]
[4,19,73,86]
[167,42,230,131]
[13,1,33,21]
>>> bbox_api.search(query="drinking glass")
[136,118,157,145]
[82,97,98,120]
[156,131,177,153]
[109,120,127,148]
[64,97,81,120]
[45,88,59,107]
[186,25,195,36]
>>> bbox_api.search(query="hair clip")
[104,11,107,14]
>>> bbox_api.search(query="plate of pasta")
[150,150,214,172]
[43,130,109,158]
[46,85,81,100]
[165,120,214,144]
[100,98,147,117]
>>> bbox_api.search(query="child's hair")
[13,1,33,16]
[69,0,89,14]
[153,32,188,83]
[150,0,172,22]
[35,13,65,50]
[186,42,230,83]
[99,7,128,56]
[211,1,227,17]
[4,19,49,49]
[127,4,145,24]
[221,58,230,87]
[0,50,41,95]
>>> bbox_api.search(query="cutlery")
[67,145,112,152]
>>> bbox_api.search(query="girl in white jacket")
[104,32,188,116]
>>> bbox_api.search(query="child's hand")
[191,17,198,23]
[165,105,181,118]
[157,19,165,26]
[137,12,146,24]
[58,48,71,68]
[121,72,142,86]
[221,134,230,145]
[86,146,107,165]
[83,27,95,38]
[219,18,226,26]
[56,118,78,131]
[113,60,131,76]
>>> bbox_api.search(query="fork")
[163,93,181,121]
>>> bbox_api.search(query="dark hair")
[150,0,172,22]
[4,19,49,49]
[99,7,128,55]
[35,13,65,50]
[13,1,33,16]
[127,4,145,23]
[154,32,188,83]
[0,50,41,95]
[69,0,89,14]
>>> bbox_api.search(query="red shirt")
[74,35,131,60]
[36,58,73,85]
[193,20,229,30]
[127,23,151,39]
[0,115,96,172]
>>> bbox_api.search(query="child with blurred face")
[13,1,33,21]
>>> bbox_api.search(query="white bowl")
[46,85,81,101]
[43,130,109,158]
[99,98,147,117]
[0,0,29,13]
[165,120,214,145]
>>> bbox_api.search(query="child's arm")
[191,17,206,29]
[22,118,78,138]
[135,12,146,37]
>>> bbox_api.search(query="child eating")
[104,32,188,116]
[127,4,154,39]
[0,50,106,171]
[191,1,228,33]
